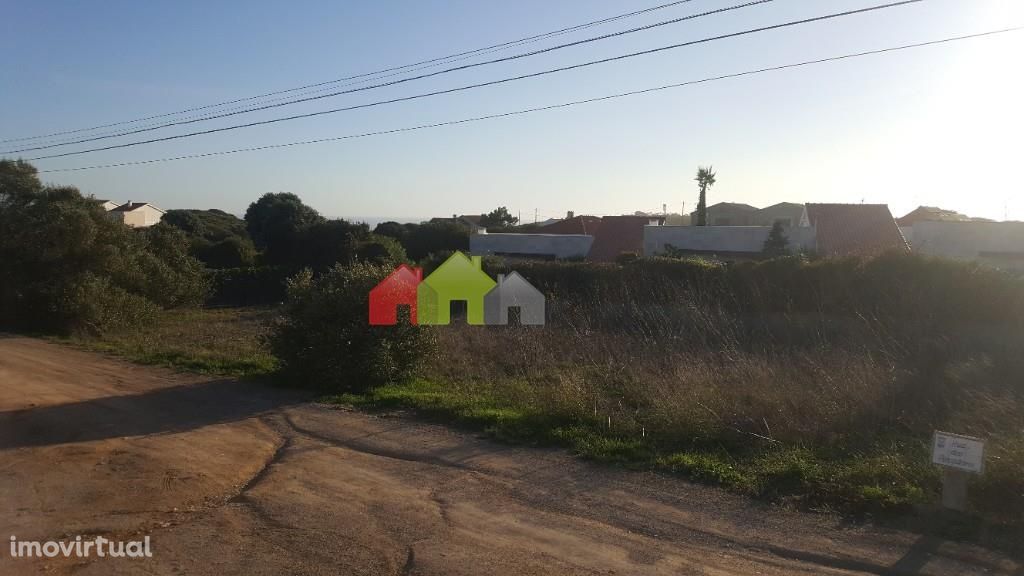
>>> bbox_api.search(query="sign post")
[931,431,985,511]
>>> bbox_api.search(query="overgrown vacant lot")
[63,306,277,377]
[74,254,1024,551]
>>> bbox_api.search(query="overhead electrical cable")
[6,0,776,153]
[0,0,701,144]
[35,26,1020,174]
[20,0,925,162]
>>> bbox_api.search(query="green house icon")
[417,252,496,325]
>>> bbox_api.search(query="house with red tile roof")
[588,215,665,262]
[538,215,603,235]
[896,206,972,227]
[800,204,908,257]
[429,214,484,232]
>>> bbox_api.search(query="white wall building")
[908,220,1024,270]
[108,202,165,228]
[470,232,593,259]
[644,225,816,258]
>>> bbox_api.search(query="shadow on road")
[0,379,306,450]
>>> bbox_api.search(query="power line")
[7,0,775,154]
[1,0,700,145]
[20,0,925,162]
[36,27,1020,174]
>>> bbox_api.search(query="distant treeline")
[160,193,471,306]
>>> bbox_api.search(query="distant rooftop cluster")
[459,202,1024,270]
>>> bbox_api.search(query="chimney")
[566,211,574,219]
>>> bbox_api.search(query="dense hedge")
[477,253,1024,361]
[485,253,1024,327]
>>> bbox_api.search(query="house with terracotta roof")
[538,215,603,236]
[895,205,997,247]
[429,214,484,232]
[587,215,664,261]
[108,202,165,228]
[896,206,972,227]
[646,203,907,259]
[800,204,908,257]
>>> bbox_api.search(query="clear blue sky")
[2,0,1021,222]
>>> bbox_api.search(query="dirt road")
[0,336,1018,575]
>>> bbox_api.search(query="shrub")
[268,263,435,392]
[0,161,208,335]
[163,208,257,268]
[208,266,291,306]
[355,234,407,265]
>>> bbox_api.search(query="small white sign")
[932,431,985,474]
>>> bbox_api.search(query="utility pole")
[534,208,538,224]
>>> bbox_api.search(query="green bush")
[355,234,407,265]
[0,161,208,335]
[268,263,435,392]
[208,265,291,306]
[163,208,257,268]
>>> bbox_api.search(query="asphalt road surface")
[0,336,1019,575]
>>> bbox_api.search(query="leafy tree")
[135,223,211,308]
[294,219,370,271]
[164,209,257,268]
[762,221,791,258]
[373,221,412,242]
[373,221,470,261]
[193,236,258,269]
[244,193,324,264]
[0,161,207,334]
[0,159,43,206]
[403,222,470,261]
[694,166,716,226]
[355,234,408,265]
[480,206,518,229]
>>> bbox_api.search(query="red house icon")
[369,264,423,325]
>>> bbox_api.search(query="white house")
[96,199,121,211]
[108,202,165,228]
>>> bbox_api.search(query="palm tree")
[694,166,716,226]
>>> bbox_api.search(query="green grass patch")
[59,306,278,378]
[326,378,951,521]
